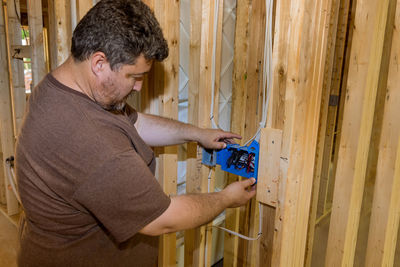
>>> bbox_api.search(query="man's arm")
[135,112,241,148]
[139,178,256,236]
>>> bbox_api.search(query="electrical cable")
[205,0,274,246]
[209,0,221,130]
[243,0,274,146]
[5,157,22,204]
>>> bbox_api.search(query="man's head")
[69,0,168,111]
[71,0,168,70]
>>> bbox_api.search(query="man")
[16,0,255,266]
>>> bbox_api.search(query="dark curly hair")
[71,0,168,70]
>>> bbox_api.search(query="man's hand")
[196,128,242,150]
[221,178,256,208]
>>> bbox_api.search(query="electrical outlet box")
[202,140,260,181]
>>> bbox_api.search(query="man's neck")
[52,56,95,101]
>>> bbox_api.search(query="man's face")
[93,54,153,111]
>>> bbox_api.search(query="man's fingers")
[242,178,256,187]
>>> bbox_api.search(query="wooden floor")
[0,212,18,267]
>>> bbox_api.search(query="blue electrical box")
[202,140,259,181]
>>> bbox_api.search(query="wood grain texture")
[365,1,400,265]
[184,0,202,265]
[256,128,282,207]
[272,0,334,265]
[223,0,251,266]
[304,0,342,265]
[77,0,92,20]
[27,0,47,87]
[0,2,18,214]
[325,0,392,265]
[148,0,180,265]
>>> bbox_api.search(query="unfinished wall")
[1,0,399,266]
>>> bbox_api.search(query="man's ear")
[90,52,109,76]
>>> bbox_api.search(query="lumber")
[184,0,202,264]
[241,1,269,265]
[223,1,251,266]
[27,0,47,87]
[203,0,223,266]
[304,0,342,265]
[325,0,392,265]
[365,1,400,265]
[77,0,92,20]
[266,0,292,265]
[256,128,282,207]
[6,0,25,137]
[270,0,334,265]
[49,0,72,68]
[189,0,224,266]
[148,0,180,266]
[0,2,18,215]
[324,0,358,217]
[317,0,352,217]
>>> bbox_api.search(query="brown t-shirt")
[15,74,171,267]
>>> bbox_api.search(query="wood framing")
[27,0,46,87]
[325,0,392,265]
[270,0,334,265]
[317,0,352,217]
[184,0,202,265]
[223,1,251,266]
[256,128,282,207]
[6,0,25,137]
[365,1,400,265]
[49,0,72,68]
[304,0,342,265]
[263,0,292,264]
[204,1,224,266]
[77,0,92,20]
[0,1,18,215]
[148,0,180,266]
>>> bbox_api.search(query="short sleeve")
[73,150,170,243]
[124,104,138,124]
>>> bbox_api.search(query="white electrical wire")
[205,0,274,246]
[210,0,221,130]
[243,0,274,146]
[5,159,22,204]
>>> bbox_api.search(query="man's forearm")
[134,112,242,148]
[135,112,200,146]
[140,191,230,236]
[139,178,256,236]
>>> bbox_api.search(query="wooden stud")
[264,0,292,265]
[76,0,92,20]
[49,0,72,68]
[0,1,18,215]
[204,0,223,266]
[148,0,180,266]
[242,1,268,266]
[270,0,334,265]
[317,0,352,218]
[304,0,342,265]
[223,1,251,266]
[325,0,392,265]
[365,1,400,264]
[184,0,202,264]
[190,0,224,266]
[27,0,47,87]
[6,0,25,137]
